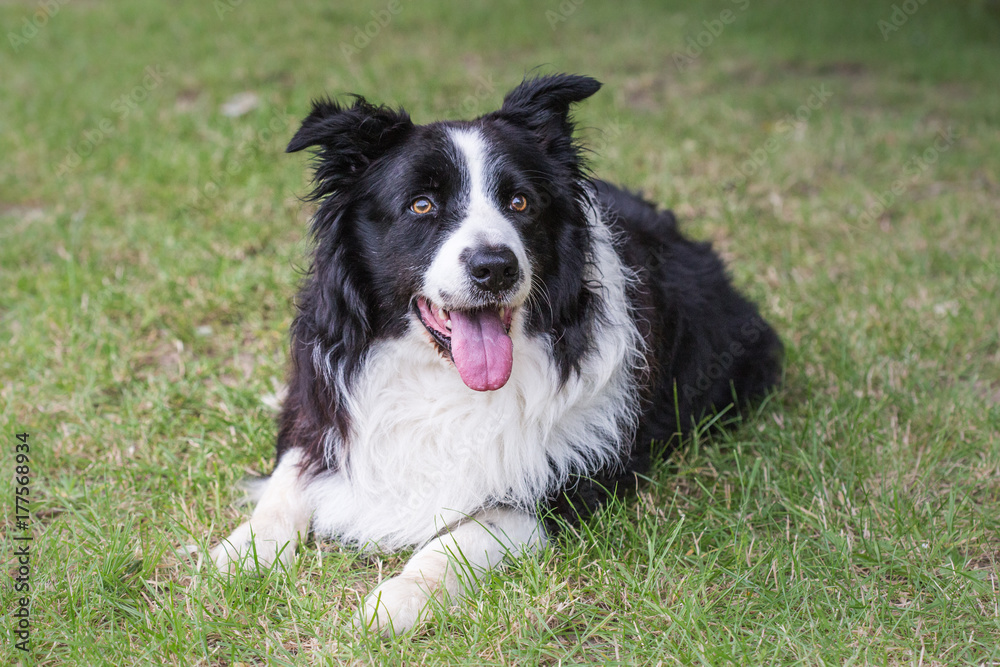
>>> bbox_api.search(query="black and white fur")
[211,74,782,634]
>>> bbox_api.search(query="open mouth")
[415,297,514,392]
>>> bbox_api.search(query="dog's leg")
[211,448,312,573]
[355,506,545,635]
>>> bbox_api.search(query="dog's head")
[287,74,601,392]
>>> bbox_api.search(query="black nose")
[467,246,519,293]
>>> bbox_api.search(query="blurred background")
[2,0,999,664]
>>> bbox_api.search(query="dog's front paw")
[210,520,298,574]
[354,575,436,636]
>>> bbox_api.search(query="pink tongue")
[449,309,513,391]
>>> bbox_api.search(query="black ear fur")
[286,96,413,201]
[280,96,413,464]
[494,74,601,142]
[488,76,604,384]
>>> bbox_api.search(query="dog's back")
[543,180,783,523]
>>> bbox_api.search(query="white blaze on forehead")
[450,129,489,213]
[422,128,531,308]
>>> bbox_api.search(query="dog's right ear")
[287,97,413,200]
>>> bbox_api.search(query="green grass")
[3,0,1000,664]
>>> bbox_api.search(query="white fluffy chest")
[307,320,635,550]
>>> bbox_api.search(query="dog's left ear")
[493,74,601,144]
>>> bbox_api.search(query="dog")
[210,73,782,635]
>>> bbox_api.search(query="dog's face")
[287,75,602,392]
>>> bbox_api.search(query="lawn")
[2,0,999,664]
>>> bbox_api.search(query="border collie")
[211,74,782,634]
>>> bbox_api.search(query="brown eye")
[410,197,434,215]
[510,194,528,212]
